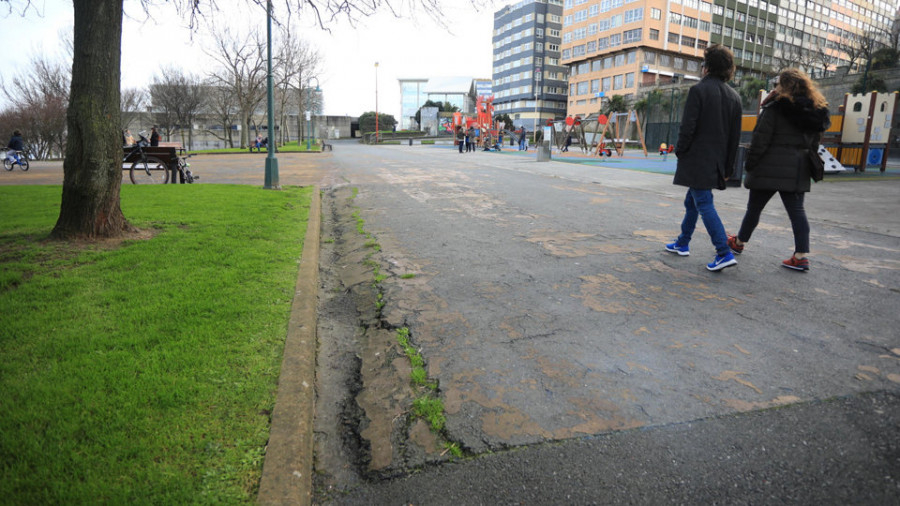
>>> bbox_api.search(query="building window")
[651,8,661,19]
[650,29,659,40]
[602,76,611,91]
[613,74,623,89]
[624,28,641,44]
[615,54,625,66]
[577,81,589,95]
[625,73,634,88]
[591,79,600,93]
[624,8,643,23]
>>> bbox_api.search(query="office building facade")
[399,78,428,130]
[561,0,897,118]
[493,0,569,131]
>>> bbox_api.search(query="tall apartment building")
[561,0,897,118]
[493,0,569,132]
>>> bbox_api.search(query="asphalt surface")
[313,143,900,504]
[6,144,899,504]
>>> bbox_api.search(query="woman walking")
[728,68,830,271]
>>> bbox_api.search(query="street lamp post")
[263,0,279,189]
[534,67,541,145]
[306,77,320,151]
[374,62,380,144]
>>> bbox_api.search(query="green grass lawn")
[200,141,322,154]
[0,184,313,504]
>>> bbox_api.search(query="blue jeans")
[676,189,729,256]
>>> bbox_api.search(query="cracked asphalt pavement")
[306,142,900,503]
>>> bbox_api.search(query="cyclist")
[6,130,24,165]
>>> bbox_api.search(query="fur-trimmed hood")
[761,95,831,133]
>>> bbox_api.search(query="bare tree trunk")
[52,0,133,240]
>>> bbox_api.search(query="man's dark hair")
[703,44,735,81]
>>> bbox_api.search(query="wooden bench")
[157,142,185,154]
[123,146,183,183]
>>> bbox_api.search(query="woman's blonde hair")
[774,68,828,109]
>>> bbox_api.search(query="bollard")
[409,138,413,146]
[536,140,551,162]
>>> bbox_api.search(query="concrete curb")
[258,187,321,505]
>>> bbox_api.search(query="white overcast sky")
[1,0,499,118]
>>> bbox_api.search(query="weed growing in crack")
[413,396,446,432]
[400,273,416,279]
[443,442,463,458]
[352,210,366,236]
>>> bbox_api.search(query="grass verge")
[0,184,313,503]
[194,142,322,154]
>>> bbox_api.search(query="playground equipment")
[592,111,648,157]
[832,91,896,172]
[448,95,497,148]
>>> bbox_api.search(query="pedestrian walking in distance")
[727,68,831,272]
[665,44,743,272]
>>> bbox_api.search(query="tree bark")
[52,0,133,240]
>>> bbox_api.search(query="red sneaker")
[782,256,810,271]
[727,235,743,255]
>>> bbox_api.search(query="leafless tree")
[772,43,803,72]
[0,52,70,159]
[203,82,239,148]
[149,66,205,149]
[831,29,891,76]
[811,48,842,79]
[121,87,148,132]
[274,26,323,145]
[205,28,268,149]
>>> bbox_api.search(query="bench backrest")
[123,146,179,164]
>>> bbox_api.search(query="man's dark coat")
[674,75,743,190]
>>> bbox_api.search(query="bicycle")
[124,132,167,184]
[2,149,29,171]
[175,153,198,183]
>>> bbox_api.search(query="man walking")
[665,44,742,272]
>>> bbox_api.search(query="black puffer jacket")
[744,96,831,192]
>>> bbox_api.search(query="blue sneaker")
[665,242,690,256]
[707,252,737,271]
